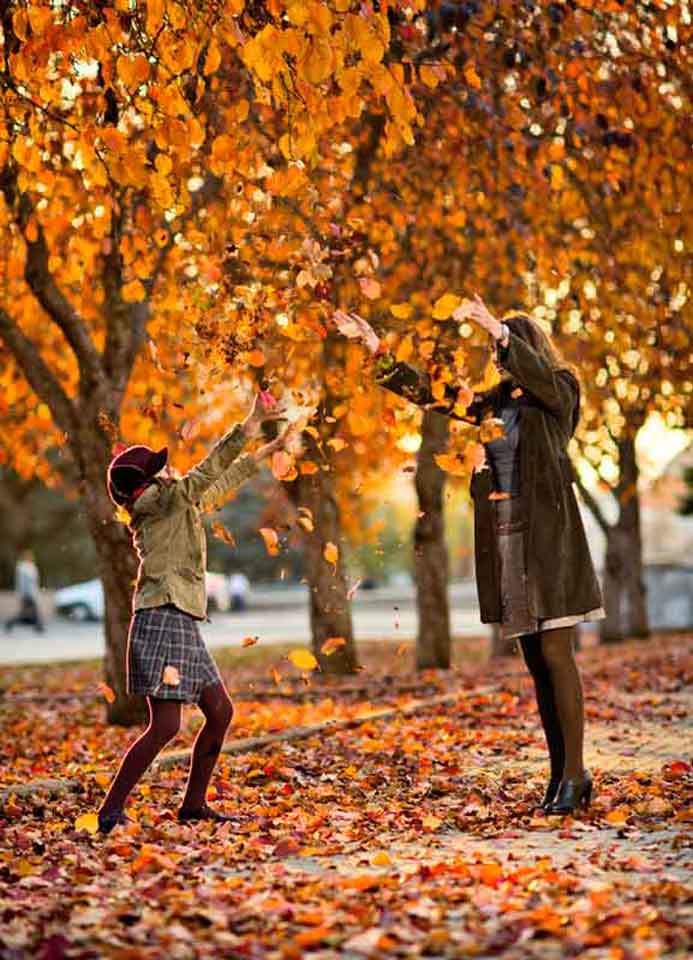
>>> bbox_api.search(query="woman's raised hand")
[331,310,381,354]
[453,294,504,341]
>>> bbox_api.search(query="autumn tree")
[525,0,692,641]
[0,0,423,721]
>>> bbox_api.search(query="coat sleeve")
[373,353,479,422]
[174,424,249,505]
[498,334,578,424]
[198,454,258,511]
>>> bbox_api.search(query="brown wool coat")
[375,332,603,623]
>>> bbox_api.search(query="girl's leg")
[179,680,233,814]
[99,697,181,816]
[540,626,585,780]
[519,634,566,788]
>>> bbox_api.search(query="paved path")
[0,583,491,664]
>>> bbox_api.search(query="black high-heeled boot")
[546,770,592,815]
[540,778,561,810]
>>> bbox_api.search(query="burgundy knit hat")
[107,445,168,506]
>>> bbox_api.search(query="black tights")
[100,680,233,816]
[520,627,584,782]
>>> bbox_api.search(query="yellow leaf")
[432,293,461,320]
[479,418,504,443]
[259,527,280,555]
[371,851,392,866]
[419,65,439,89]
[422,814,443,831]
[327,437,347,452]
[323,542,339,566]
[288,648,318,671]
[75,812,99,835]
[390,302,412,319]
[396,334,414,362]
[94,772,110,788]
[550,164,564,190]
[16,859,34,877]
[321,636,347,656]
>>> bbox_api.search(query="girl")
[332,298,603,815]
[98,393,293,833]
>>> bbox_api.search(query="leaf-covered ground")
[1,634,691,959]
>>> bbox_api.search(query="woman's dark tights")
[520,626,584,781]
[100,680,233,817]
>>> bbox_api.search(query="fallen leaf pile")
[0,634,690,957]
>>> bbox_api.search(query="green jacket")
[129,424,257,620]
[375,333,603,623]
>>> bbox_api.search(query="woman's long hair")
[504,312,577,379]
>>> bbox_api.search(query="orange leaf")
[248,349,265,367]
[259,527,280,556]
[359,278,381,300]
[320,636,346,656]
[242,636,258,647]
[211,522,236,547]
[98,682,116,704]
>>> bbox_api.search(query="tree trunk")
[80,456,146,726]
[414,410,451,669]
[287,435,357,675]
[600,434,649,643]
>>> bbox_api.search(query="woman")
[332,298,603,814]
[98,393,294,834]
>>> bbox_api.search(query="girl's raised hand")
[331,310,381,354]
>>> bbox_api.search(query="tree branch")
[0,307,78,437]
[0,165,105,388]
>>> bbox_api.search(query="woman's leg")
[540,626,585,780]
[180,680,233,813]
[519,634,566,787]
[99,697,181,816]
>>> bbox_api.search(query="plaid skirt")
[127,605,221,703]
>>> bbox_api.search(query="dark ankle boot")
[178,803,234,824]
[546,770,592,815]
[540,778,561,810]
[97,810,132,835]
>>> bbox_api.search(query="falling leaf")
[259,527,280,555]
[432,292,462,320]
[396,642,409,656]
[359,277,381,300]
[247,348,265,367]
[327,437,347,452]
[297,506,314,532]
[321,636,347,656]
[479,418,505,443]
[98,683,116,704]
[390,302,413,319]
[211,521,236,546]
[162,665,181,686]
[74,812,99,835]
[288,648,318,671]
[242,636,258,647]
[323,542,338,566]
[271,449,296,480]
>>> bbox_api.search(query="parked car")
[54,574,231,621]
